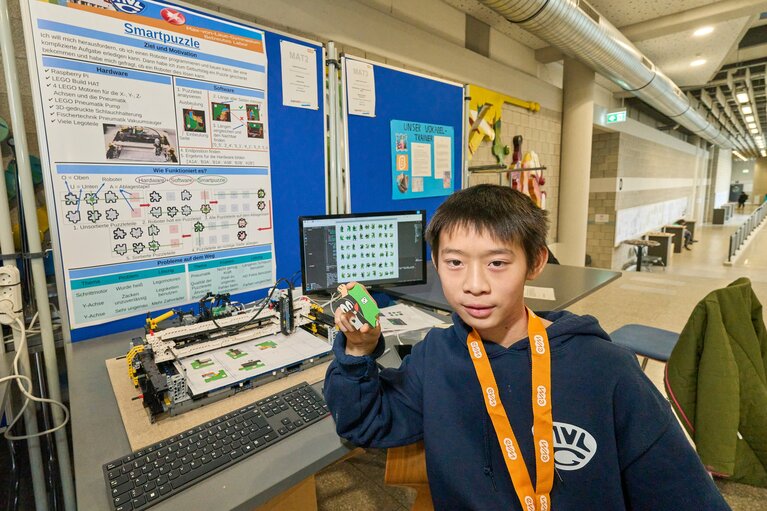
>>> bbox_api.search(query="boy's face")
[434,226,546,344]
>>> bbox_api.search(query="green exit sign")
[606,110,627,124]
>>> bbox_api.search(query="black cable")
[211,278,292,335]
[288,269,301,288]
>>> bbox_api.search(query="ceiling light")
[762,150,767,158]
[736,91,750,103]
[690,58,706,67]
[748,122,757,129]
[742,106,753,114]
[733,150,748,161]
[751,128,759,134]
[743,169,751,173]
[693,26,714,37]
[746,115,755,123]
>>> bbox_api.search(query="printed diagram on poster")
[56,165,272,267]
[23,0,277,329]
[390,120,454,200]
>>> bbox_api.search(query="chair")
[609,324,679,370]
[385,442,434,511]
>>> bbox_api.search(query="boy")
[324,185,730,510]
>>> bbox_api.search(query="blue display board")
[345,58,463,220]
[62,13,326,341]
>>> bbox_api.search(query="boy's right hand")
[335,282,381,357]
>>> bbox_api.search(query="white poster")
[180,329,331,395]
[433,135,452,180]
[410,142,432,177]
[280,40,318,110]
[24,0,277,330]
[345,59,376,117]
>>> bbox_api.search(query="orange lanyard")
[466,307,554,511]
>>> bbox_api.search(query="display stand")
[663,225,685,253]
[713,208,726,225]
[646,232,674,267]
[685,220,696,241]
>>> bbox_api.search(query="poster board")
[342,56,464,218]
[21,0,327,341]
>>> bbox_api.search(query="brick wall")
[587,131,708,270]
[468,105,562,242]
[587,132,618,268]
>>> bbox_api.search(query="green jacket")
[665,277,767,487]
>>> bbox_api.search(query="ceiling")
[443,0,767,159]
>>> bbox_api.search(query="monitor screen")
[299,210,427,293]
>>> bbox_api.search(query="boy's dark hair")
[425,184,549,271]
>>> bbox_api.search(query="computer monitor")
[299,210,427,293]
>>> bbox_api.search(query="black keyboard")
[103,382,330,510]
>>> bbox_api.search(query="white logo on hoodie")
[551,421,598,471]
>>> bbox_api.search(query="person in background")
[674,219,695,251]
[738,191,749,210]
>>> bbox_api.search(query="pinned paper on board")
[280,40,318,110]
[390,120,454,200]
[346,59,376,117]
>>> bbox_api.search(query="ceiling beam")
[534,0,767,64]
[619,0,766,42]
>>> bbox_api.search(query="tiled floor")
[316,206,767,510]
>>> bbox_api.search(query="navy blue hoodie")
[324,310,731,510]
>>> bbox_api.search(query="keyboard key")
[110,479,131,496]
[112,492,130,507]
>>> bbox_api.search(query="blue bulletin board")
[343,57,464,219]
[54,7,328,341]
